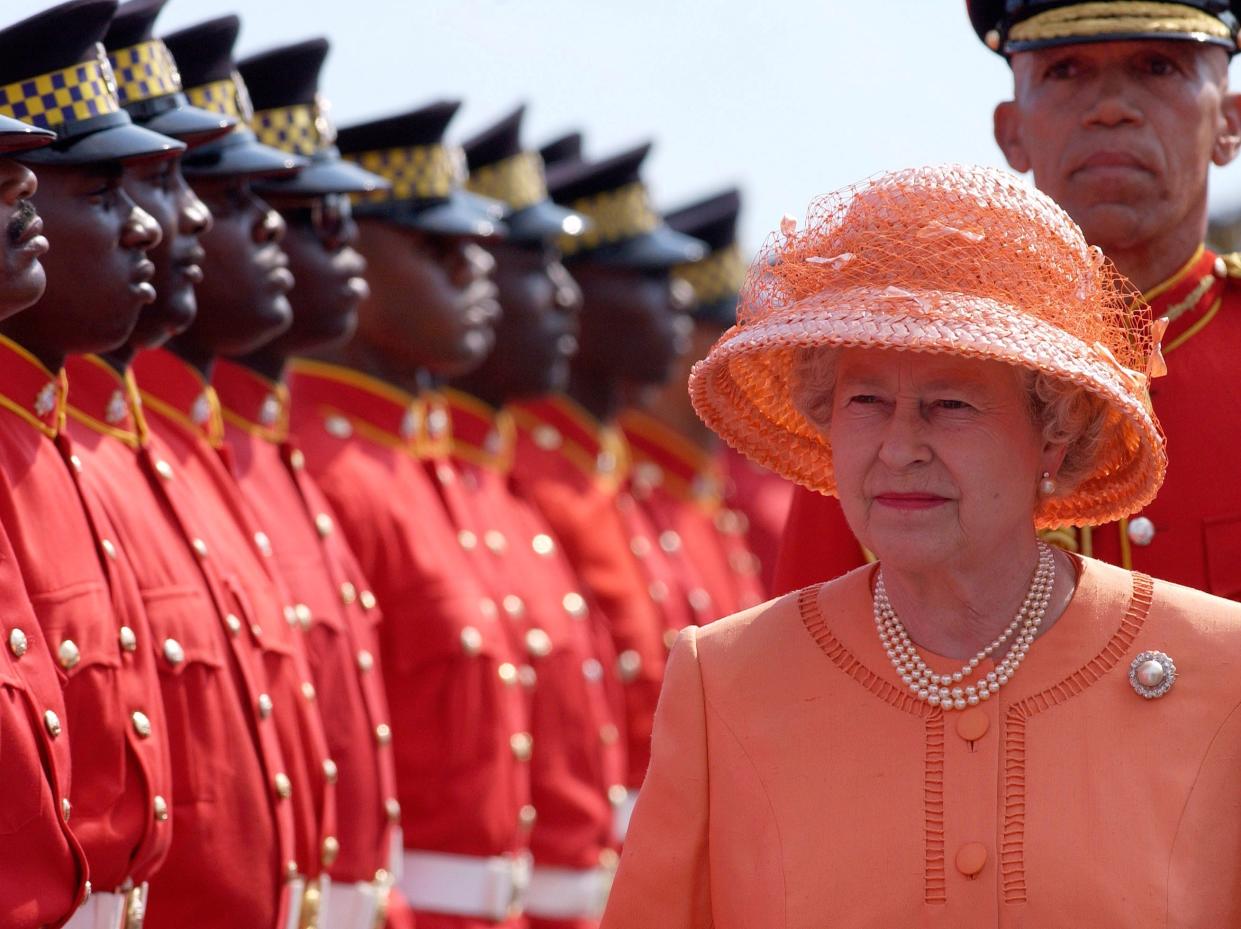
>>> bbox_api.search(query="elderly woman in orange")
[599,165,1241,929]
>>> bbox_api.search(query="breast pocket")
[142,586,228,804]
[1203,513,1241,599]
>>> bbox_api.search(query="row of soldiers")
[0,1,792,928]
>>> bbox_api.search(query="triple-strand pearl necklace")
[873,542,1055,711]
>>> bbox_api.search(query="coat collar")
[620,408,724,510]
[1141,245,1233,356]
[509,393,631,491]
[0,334,66,438]
[64,355,147,448]
[212,359,289,444]
[131,349,225,447]
[442,387,515,473]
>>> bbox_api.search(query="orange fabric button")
[955,842,988,877]
[955,708,990,742]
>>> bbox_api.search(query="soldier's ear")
[993,101,1031,174]
[1212,91,1241,168]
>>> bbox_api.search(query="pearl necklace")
[873,542,1055,711]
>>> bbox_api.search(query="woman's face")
[829,348,1063,571]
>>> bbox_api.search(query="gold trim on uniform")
[1008,2,1233,45]
[466,150,547,212]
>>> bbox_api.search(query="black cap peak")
[665,188,741,252]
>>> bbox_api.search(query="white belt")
[612,788,639,844]
[524,865,616,920]
[320,877,389,929]
[282,876,305,929]
[64,884,147,929]
[399,850,531,921]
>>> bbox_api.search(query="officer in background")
[775,0,1241,599]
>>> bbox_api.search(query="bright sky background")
[9,0,1241,250]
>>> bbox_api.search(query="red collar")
[1142,245,1232,356]
[0,334,66,438]
[213,359,289,444]
[64,355,147,448]
[509,394,630,490]
[442,388,515,473]
[620,409,724,509]
[132,349,224,447]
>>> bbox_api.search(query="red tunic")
[288,361,532,929]
[719,445,794,595]
[506,396,670,790]
[0,336,173,895]
[619,411,765,621]
[132,348,336,893]
[63,353,296,929]
[213,359,401,894]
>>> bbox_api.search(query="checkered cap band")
[346,143,459,203]
[0,46,120,130]
[253,96,337,157]
[560,182,660,255]
[675,243,746,306]
[466,150,547,212]
[108,40,182,106]
[185,72,254,124]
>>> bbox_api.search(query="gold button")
[484,530,507,554]
[61,797,71,821]
[8,627,27,658]
[274,772,292,799]
[44,709,62,738]
[340,582,357,605]
[257,693,273,719]
[118,626,137,652]
[385,797,401,822]
[359,590,377,611]
[509,731,533,761]
[283,605,297,626]
[617,649,642,682]
[375,723,392,745]
[518,804,537,829]
[294,603,312,630]
[321,836,340,867]
[582,658,603,682]
[607,784,628,806]
[518,665,538,689]
[356,649,374,672]
[562,591,587,618]
[599,723,620,745]
[225,614,242,636]
[69,454,83,473]
[314,513,333,538]
[629,537,650,559]
[285,859,300,880]
[57,639,80,670]
[322,758,338,783]
[163,638,185,665]
[955,842,988,877]
[663,628,679,651]
[301,681,316,701]
[531,534,555,556]
[254,532,272,556]
[525,628,552,658]
[152,795,169,821]
[502,595,525,618]
[659,530,681,553]
[289,449,305,470]
[131,710,152,738]
[250,623,263,639]
[599,848,620,870]
[688,588,712,613]
[956,708,990,743]
[497,662,518,685]
[648,580,668,603]
[191,538,208,559]
[457,530,478,551]
[101,539,117,560]
[460,626,483,655]
[478,598,497,620]
[324,414,352,439]
[532,425,561,450]
[435,463,455,485]
[154,459,174,481]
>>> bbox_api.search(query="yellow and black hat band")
[673,243,746,308]
[344,143,463,204]
[559,181,660,256]
[185,72,254,125]
[108,39,182,107]
[0,45,120,135]
[466,150,547,213]
[253,96,337,157]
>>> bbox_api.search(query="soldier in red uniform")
[288,100,535,929]
[506,143,704,834]
[126,17,339,926]
[209,37,409,929]
[776,0,1241,599]
[56,4,303,927]
[0,2,184,925]
[0,111,90,929]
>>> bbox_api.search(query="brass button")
[152,795,169,822]
[663,628,679,650]
[44,709,62,738]
[617,649,642,682]
[191,538,208,559]
[629,537,651,559]
[599,723,620,746]
[531,534,555,556]
[322,759,338,783]
[257,693,273,719]
[525,628,552,657]
[153,459,174,481]
[301,681,316,701]
[497,662,518,685]
[285,859,300,880]
[460,626,483,655]
[118,626,137,652]
[688,588,712,613]
[225,614,242,636]
[509,731,533,761]
[356,649,374,672]
[69,454,83,473]
[61,797,71,821]
[8,627,27,658]
[648,580,668,603]
[324,415,352,439]
[607,784,628,806]
[599,848,619,870]
[562,591,587,618]
[359,590,377,611]
[375,723,392,745]
[314,513,333,538]
[254,532,273,557]
[457,530,478,551]
[956,708,990,743]
[294,603,312,630]
[283,605,297,626]
[101,539,117,560]
[131,710,152,738]
[1127,516,1156,547]
[339,582,357,606]
[532,425,561,450]
[289,449,305,470]
[502,594,525,619]
[658,530,682,553]
[435,463,455,485]
[385,797,401,822]
[955,842,988,877]
[163,638,185,665]
[57,639,80,670]
[518,804,537,829]
[250,623,263,639]
[484,530,507,554]
[582,658,603,682]
[321,836,340,867]
[274,772,292,799]
[478,598,498,620]
[518,665,537,689]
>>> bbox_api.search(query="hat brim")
[136,103,235,148]
[0,115,53,155]
[17,114,185,166]
[570,224,706,269]
[504,200,590,243]
[356,189,505,238]
[180,129,305,178]
[255,152,390,196]
[1005,30,1236,56]
[688,285,1166,530]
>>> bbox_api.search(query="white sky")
[9,0,1241,248]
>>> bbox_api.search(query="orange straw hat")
[689,164,1168,529]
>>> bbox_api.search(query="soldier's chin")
[0,261,46,320]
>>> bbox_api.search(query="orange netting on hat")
[689,164,1168,528]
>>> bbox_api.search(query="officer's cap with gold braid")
[162,16,305,178]
[463,106,587,244]
[968,0,1241,55]
[666,188,745,329]
[547,142,705,268]
[0,0,183,167]
[103,0,233,147]
[540,131,585,180]
[336,100,504,238]
[238,37,387,197]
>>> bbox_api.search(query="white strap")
[282,877,306,929]
[524,865,615,920]
[399,850,531,921]
[64,891,127,929]
[320,879,381,929]
[612,788,639,844]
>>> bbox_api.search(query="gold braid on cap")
[466,150,546,212]
[344,144,462,204]
[560,182,659,255]
[253,94,336,157]
[1009,1,1233,43]
[0,44,120,130]
[185,71,254,133]
[675,243,746,307]
[108,39,182,106]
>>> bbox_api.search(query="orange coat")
[603,556,1241,928]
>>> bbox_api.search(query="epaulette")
[1218,251,1241,280]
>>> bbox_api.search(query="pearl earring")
[1039,471,1056,496]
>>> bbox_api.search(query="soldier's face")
[122,155,212,351]
[995,40,1241,254]
[0,158,45,316]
